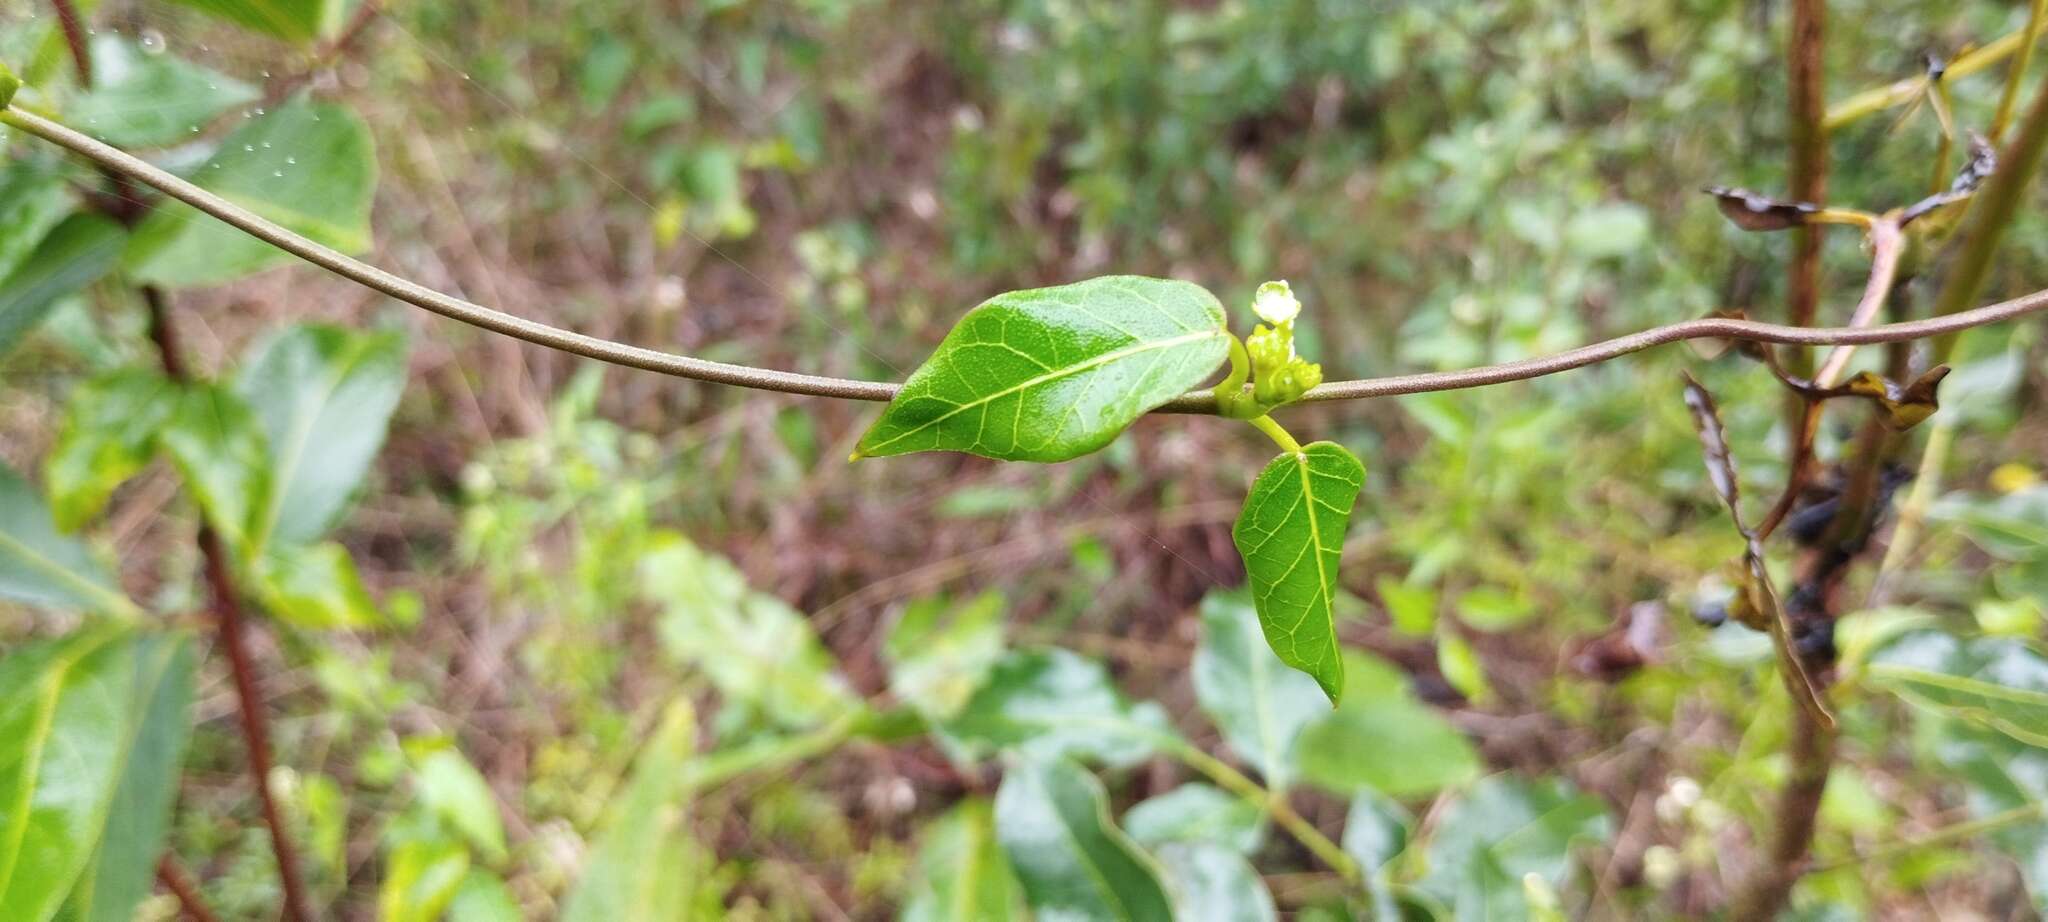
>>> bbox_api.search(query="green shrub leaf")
[157,383,274,559]
[68,37,259,147]
[902,799,1029,922]
[1154,842,1277,922]
[126,99,375,288]
[0,165,75,285]
[1868,630,2048,749]
[884,591,1008,722]
[377,840,470,922]
[0,628,193,921]
[1121,783,1265,855]
[1193,590,1328,789]
[854,276,1229,462]
[939,648,1173,768]
[44,369,179,532]
[0,215,126,358]
[253,541,380,629]
[1232,442,1364,703]
[158,0,338,45]
[994,757,1174,922]
[236,324,409,547]
[409,746,508,865]
[1413,775,1612,922]
[54,634,195,922]
[561,703,725,921]
[0,462,134,618]
[1294,651,1480,797]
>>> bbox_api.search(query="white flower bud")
[1253,280,1301,325]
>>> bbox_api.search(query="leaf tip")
[847,448,867,463]
[0,60,18,110]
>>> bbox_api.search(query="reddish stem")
[157,855,223,922]
[49,0,92,86]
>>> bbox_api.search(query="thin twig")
[157,855,223,922]
[1826,28,2029,131]
[6,107,2048,415]
[145,288,315,922]
[48,0,91,85]
[1992,0,2048,143]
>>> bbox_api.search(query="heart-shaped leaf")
[994,757,1174,922]
[1233,442,1365,703]
[854,276,1228,462]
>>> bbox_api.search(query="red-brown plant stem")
[1785,0,1829,340]
[157,855,222,922]
[145,290,314,922]
[49,0,92,85]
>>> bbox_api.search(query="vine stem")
[5,105,2048,413]
[1155,735,1363,889]
[156,855,222,922]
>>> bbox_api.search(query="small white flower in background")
[1254,280,1301,326]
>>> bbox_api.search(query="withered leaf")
[1703,186,1821,232]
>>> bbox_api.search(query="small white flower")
[1253,280,1301,325]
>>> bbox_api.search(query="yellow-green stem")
[1248,414,1304,454]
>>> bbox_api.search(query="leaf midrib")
[0,528,135,618]
[1293,452,1338,680]
[863,328,1220,455]
[0,631,122,900]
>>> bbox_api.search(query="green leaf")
[1154,842,1278,922]
[409,746,508,864]
[1193,590,1328,789]
[156,383,273,559]
[378,840,470,922]
[235,324,409,546]
[158,0,337,45]
[1934,486,2048,561]
[126,99,375,288]
[1121,783,1265,855]
[1232,442,1365,703]
[0,214,126,357]
[1455,586,1535,633]
[884,591,1008,722]
[68,37,258,147]
[252,541,379,629]
[1294,651,1480,797]
[44,369,179,532]
[1414,775,1612,922]
[445,870,522,922]
[640,532,856,730]
[0,59,18,109]
[0,462,134,617]
[940,648,1172,768]
[854,276,1229,462]
[1375,576,1437,636]
[0,164,74,284]
[994,757,1174,922]
[54,634,195,922]
[0,627,191,922]
[902,799,1029,922]
[1344,791,1412,922]
[561,702,727,921]
[1869,630,2048,749]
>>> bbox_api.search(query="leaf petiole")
[1246,414,1303,454]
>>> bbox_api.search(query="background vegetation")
[4,0,2048,918]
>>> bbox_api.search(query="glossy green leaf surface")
[0,215,125,357]
[0,627,190,922]
[158,0,336,45]
[53,634,195,922]
[156,383,274,558]
[236,324,409,546]
[640,531,856,729]
[1193,590,1328,788]
[561,703,724,921]
[940,648,1172,768]
[1121,783,1264,855]
[885,591,1008,722]
[901,799,1029,922]
[1232,442,1365,702]
[854,276,1229,462]
[126,99,375,288]
[1294,651,1480,797]
[254,541,380,629]
[68,37,258,147]
[1154,842,1277,922]
[44,369,178,532]
[0,165,73,284]
[0,462,132,617]
[1414,775,1612,922]
[1868,630,2048,749]
[994,757,1173,922]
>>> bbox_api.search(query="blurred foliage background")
[5,0,2048,918]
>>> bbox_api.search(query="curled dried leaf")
[1680,373,1744,526]
[1842,365,1949,430]
[1901,135,1997,227]
[1703,186,1821,232]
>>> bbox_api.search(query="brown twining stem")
[157,855,222,922]
[145,261,314,922]
[1784,0,1828,340]
[48,0,92,85]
